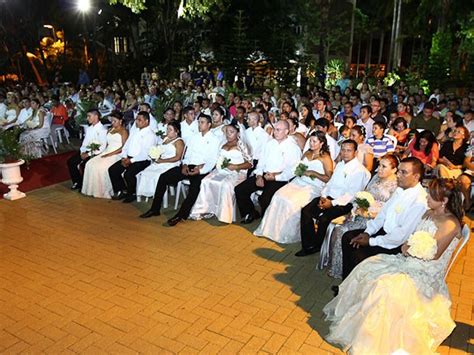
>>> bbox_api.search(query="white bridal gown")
[136,138,182,198]
[82,132,123,199]
[323,218,459,354]
[189,148,247,224]
[253,157,326,243]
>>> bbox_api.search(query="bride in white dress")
[254,131,334,243]
[82,114,128,198]
[190,122,252,224]
[136,121,185,198]
[19,99,50,158]
[323,178,464,354]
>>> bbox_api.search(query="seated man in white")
[67,108,107,190]
[341,157,428,278]
[108,111,157,203]
[130,103,158,134]
[180,105,199,145]
[296,139,370,256]
[244,110,271,176]
[139,114,220,227]
[235,120,302,224]
[16,97,33,128]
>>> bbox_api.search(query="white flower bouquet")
[406,230,437,260]
[86,141,101,156]
[353,191,376,218]
[216,155,231,170]
[25,120,37,129]
[149,145,164,160]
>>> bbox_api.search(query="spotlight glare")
[77,0,91,12]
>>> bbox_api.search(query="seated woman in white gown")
[81,112,128,199]
[136,120,185,199]
[189,121,252,224]
[324,178,464,354]
[19,99,50,159]
[253,131,334,243]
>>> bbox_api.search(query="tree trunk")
[356,37,361,78]
[347,0,356,71]
[318,0,331,85]
[378,30,385,66]
[365,32,373,68]
[387,0,398,72]
[393,0,402,69]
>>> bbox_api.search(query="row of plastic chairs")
[38,112,70,156]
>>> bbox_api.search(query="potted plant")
[0,127,28,200]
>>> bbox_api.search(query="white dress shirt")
[17,107,33,126]
[254,137,302,181]
[80,122,108,155]
[322,157,370,206]
[180,119,199,145]
[245,126,270,160]
[121,126,157,163]
[356,117,374,137]
[182,130,220,175]
[326,133,340,161]
[365,183,428,249]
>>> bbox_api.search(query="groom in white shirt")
[296,140,370,256]
[140,114,220,226]
[341,157,428,279]
[235,120,302,224]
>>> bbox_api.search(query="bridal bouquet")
[353,191,376,218]
[86,141,101,156]
[149,145,164,160]
[25,120,36,129]
[294,163,315,179]
[216,155,231,170]
[406,230,437,260]
[156,130,166,139]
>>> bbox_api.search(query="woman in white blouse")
[19,99,49,158]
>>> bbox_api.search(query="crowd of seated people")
[1,71,473,353]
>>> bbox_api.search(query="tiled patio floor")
[0,183,472,354]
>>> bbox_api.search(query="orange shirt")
[51,104,68,125]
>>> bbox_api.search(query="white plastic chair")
[137,186,175,209]
[174,179,190,210]
[55,126,70,145]
[41,112,58,154]
[385,133,398,148]
[445,224,471,278]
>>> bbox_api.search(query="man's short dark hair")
[87,108,101,118]
[341,139,358,151]
[198,113,212,124]
[137,111,150,121]
[183,105,194,115]
[315,118,330,128]
[360,104,372,114]
[423,102,434,110]
[401,157,424,181]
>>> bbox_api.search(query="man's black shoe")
[71,183,80,190]
[167,215,183,226]
[241,214,255,224]
[122,195,136,203]
[331,285,339,297]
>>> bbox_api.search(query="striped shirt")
[366,135,395,158]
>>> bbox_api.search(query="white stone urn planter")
[0,159,26,200]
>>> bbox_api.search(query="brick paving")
[0,183,472,354]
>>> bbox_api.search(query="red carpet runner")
[0,151,75,199]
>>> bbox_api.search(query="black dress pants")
[341,228,402,279]
[300,197,353,252]
[67,151,90,186]
[150,166,207,219]
[108,160,150,195]
[234,176,287,218]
